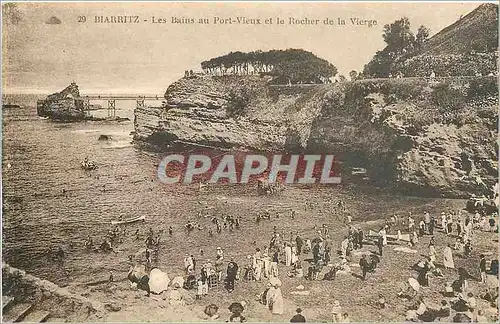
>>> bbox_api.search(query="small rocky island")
[37,82,86,121]
[37,82,129,122]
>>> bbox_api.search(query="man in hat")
[377,235,383,256]
[479,254,487,283]
[429,214,436,235]
[357,227,364,248]
[226,258,239,292]
[359,254,369,280]
[290,308,306,322]
[295,235,303,255]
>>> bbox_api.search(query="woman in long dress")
[269,286,284,315]
[266,285,276,310]
[443,244,455,269]
[340,238,349,257]
[284,243,292,267]
[379,227,387,246]
[291,246,298,265]
[262,253,271,279]
[429,243,436,263]
[441,213,447,232]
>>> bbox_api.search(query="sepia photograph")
[1,1,499,322]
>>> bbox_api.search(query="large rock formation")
[134,75,498,198]
[307,77,498,197]
[134,74,322,151]
[37,82,86,121]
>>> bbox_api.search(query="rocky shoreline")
[2,263,105,322]
[134,75,498,198]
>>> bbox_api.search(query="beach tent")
[149,268,171,294]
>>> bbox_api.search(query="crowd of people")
[166,203,497,322]
[64,197,498,322]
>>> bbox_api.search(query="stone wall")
[2,263,105,321]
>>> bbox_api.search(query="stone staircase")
[2,296,50,323]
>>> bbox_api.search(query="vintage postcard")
[2,1,499,322]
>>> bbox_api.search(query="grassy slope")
[420,3,498,55]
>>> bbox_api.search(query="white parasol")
[269,277,282,287]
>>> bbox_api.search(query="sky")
[2,2,486,95]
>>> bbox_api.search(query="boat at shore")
[111,215,145,225]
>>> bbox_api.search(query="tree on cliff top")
[201,49,337,84]
[363,17,430,77]
[382,17,415,54]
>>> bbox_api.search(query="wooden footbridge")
[77,95,163,117]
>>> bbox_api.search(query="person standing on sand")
[358,228,364,248]
[443,244,455,269]
[429,215,436,235]
[447,213,453,235]
[271,249,279,277]
[284,243,292,266]
[441,212,447,233]
[262,253,271,279]
[479,254,487,283]
[291,245,299,266]
[418,220,425,237]
[266,283,276,309]
[191,254,197,272]
[424,211,431,233]
[429,241,436,263]
[226,259,238,292]
[377,235,384,256]
[184,254,194,274]
[253,248,263,281]
[359,254,369,280]
[408,214,415,232]
[379,226,387,246]
[268,278,284,315]
[216,247,224,259]
[296,235,303,255]
[215,255,224,282]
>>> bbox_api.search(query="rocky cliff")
[37,82,86,121]
[307,77,498,197]
[134,74,498,198]
[2,263,105,321]
[134,74,323,151]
